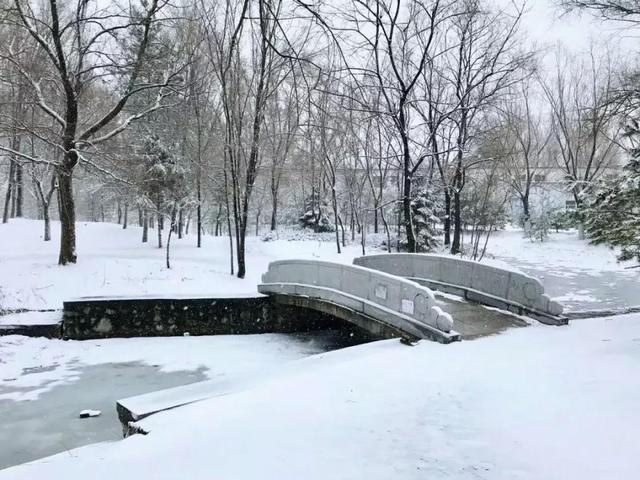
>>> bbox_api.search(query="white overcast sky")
[502,0,637,53]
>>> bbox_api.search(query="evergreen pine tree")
[411,189,440,252]
[585,157,640,263]
[299,193,334,232]
[525,198,553,242]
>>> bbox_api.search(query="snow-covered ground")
[0,219,365,310]
[2,314,639,479]
[1,219,637,312]
[1,220,639,477]
[483,230,640,311]
[485,229,635,275]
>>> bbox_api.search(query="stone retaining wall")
[63,295,354,340]
[0,323,62,338]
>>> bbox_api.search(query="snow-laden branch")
[13,0,62,71]
[77,0,162,142]
[2,44,66,128]
[0,143,56,166]
[77,85,178,148]
[73,149,133,185]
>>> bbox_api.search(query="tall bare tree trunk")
[166,209,176,269]
[401,129,416,252]
[197,188,202,247]
[226,205,234,276]
[255,211,260,236]
[32,172,57,242]
[451,170,463,255]
[2,161,14,224]
[157,214,163,248]
[332,187,341,254]
[402,171,416,252]
[43,205,51,241]
[214,204,222,236]
[15,162,23,218]
[270,192,278,231]
[123,203,128,229]
[373,204,379,233]
[380,207,391,253]
[57,164,77,265]
[443,189,451,246]
[142,208,149,243]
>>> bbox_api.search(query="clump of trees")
[1,0,640,275]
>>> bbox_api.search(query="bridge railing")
[353,254,565,324]
[258,259,456,338]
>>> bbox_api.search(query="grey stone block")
[470,264,510,299]
[341,268,371,300]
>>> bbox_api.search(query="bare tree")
[28,162,56,240]
[265,80,301,231]
[497,82,553,227]
[559,1,640,19]
[446,0,529,254]
[201,0,294,277]
[314,69,347,253]
[346,0,457,252]
[0,0,183,264]
[540,46,621,237]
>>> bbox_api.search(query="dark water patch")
[0,362,207,470]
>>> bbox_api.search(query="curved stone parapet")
[258,259,457,339]
[353,254,564,322]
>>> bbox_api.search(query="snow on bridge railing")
[258,259,456,337]
[353,254,565,323]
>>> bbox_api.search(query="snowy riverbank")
[2,314,639,479]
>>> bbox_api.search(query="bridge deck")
[434,293,528,339]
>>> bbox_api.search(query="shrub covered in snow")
[298,194,334,232]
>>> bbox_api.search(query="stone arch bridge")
[258,254,567,343]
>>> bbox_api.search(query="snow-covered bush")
[298,194,334,232]
[525,198,557,242]
[548,209,579,232]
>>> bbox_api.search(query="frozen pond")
[0,362,206,469]
[0,331,364,470]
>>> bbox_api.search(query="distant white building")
[508,164,625,221]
